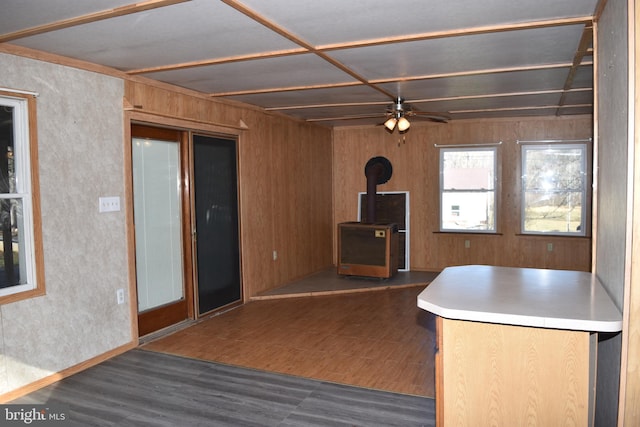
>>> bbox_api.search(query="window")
[0,91,44,303]
[521,143,587,236]
[440,147,497,232]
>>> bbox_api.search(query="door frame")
[124,113,245,339]
[130,125,194,337]
[189,131,243,317]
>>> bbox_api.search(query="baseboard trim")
[0,340,137,403]
[250,282,425,300]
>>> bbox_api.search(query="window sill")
[434,231,503,236]
[515,233,590,239]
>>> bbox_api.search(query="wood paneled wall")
[124,79,593,299]
[333,115,593,272]
[124,81,334,298]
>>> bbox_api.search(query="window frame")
[0,90,45,304]
[439,146,498,233]
[520,142,588,237]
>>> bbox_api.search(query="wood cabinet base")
[437,317,595,426]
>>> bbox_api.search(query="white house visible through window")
[521,143,587,236]
[440,147,497,232]
[0,92,43,302]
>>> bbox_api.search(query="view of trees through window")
[522,144,586,235]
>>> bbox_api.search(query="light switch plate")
[117,289,125,305]
[99,196,120,213]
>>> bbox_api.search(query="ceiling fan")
[383,97,449,133]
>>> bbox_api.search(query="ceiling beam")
[317,16,593,51]
[212,62,592,98]
[121,3,595,109]
[127,48,309,75]
[556,24,594,115]
[0,0,190,43]
[267,88,593,113]
[127,13,593,81]
[306,103,593,123]
[414,88,592,105]
[592,0,610,23]
[369,62,591,85]
[210,81,365,97]
[266,101,389,111]
[306,114,388,122]
[220,0,395,99]
[450,104,592,114]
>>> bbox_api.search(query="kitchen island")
[417,265,622,427]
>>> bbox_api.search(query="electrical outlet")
[99,196,120,213]
[464,239,471,249]
[273,250,278,261]
[116,289,125,305]
[547,243,554,252]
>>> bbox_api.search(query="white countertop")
[417,265,622,332]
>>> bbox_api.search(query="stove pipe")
[363,157,393,223]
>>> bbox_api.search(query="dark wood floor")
[14,349,435,426]
[10,270,438,426]
[143,271,438,398]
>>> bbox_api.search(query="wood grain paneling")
[333,116,593,272]
[440,318,591,426]
[124,81,592,299]
[124,81,334,299]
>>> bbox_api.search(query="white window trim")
[439,146,498,233]
[520,143,587,237]
[0,94,38,298]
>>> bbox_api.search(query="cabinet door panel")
[440,318,591,426]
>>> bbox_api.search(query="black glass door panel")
[192,135,241,315]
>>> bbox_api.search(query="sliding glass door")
[192,134,242,315]
[130,125,242,335]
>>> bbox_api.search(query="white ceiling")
[0,0,598,127]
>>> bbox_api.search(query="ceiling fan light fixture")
[397,116,410,132]
[384,117,397,131]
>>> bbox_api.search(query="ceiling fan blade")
[307,113,386,123]
[409,110,450,123]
